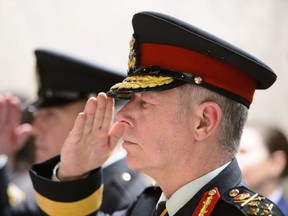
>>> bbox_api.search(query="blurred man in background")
[0,49,151,215]
[237,121,288,215]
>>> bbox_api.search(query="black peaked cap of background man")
[32,49,125,109]
[29,12,284,216]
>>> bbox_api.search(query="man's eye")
[46,110,55,117]
[39,109,56,119]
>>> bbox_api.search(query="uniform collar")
[157,161,231,216]
[102,149,127,168]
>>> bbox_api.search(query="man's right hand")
[58,93,126,181]
[0,94,32,156]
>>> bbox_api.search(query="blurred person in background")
[237,121,288,215]
[0,49,151,215]
[0,93,34,207]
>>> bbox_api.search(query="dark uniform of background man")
[28,11,284,215]
[0,49,151,215]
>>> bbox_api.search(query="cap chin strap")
[129,66,203,85]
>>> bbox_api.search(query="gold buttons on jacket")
[229,188,239,197]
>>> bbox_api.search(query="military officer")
[29,11,284,215]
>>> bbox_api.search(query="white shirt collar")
[157,161,231,216]
[102,149,127,168]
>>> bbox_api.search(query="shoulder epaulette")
[223,186,279,215]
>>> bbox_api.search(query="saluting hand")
[58,93,125,181]
[0,94,32,156]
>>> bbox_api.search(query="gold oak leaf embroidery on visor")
[110,75,174,90]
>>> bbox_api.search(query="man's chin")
[125,155,143,171]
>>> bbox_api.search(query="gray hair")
[177,84,248,155]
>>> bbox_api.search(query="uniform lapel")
[128,186,162,216]
[174,158,242,215]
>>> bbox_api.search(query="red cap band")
[139,43,257,103]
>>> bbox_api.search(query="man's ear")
[270,150,286,178]
[193,101,222,141]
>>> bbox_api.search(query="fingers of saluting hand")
[9,96,21,128]
[83,93,114,135]
[0,95,8,126]
[82,97,97,135]
[92,93,114,134]
[0,94,21,127]
[67,93,114,144]
[66,112,87,144]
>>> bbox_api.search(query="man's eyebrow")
[140,93,158,101]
